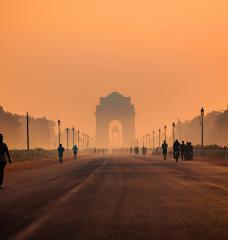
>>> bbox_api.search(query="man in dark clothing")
[58,144,65,163]
[0,134,12,187]
[173,140,181,162]
[161,140,168,160]
[180,141,186,161]
[189,142,193,160]
[72,144,78,159]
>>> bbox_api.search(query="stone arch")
[96,92,136,148]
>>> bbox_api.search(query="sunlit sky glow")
[0,0,228,137]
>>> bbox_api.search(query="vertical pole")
[26,112,30,150]
[164,125,167,141]
[72,127,75,148]
[201,107,205,148]
[148,133,150,148]
[159,129,161,147]
[66,128,69,150]
[85,134,87,148]
[202,116,204,147]
[78,130,80,148]
[172,122,175,143]
[58,120,61,146]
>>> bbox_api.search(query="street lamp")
[72,127,75,148]
[58,120,61,146]
[78,130,80,148]
[201,107,205,148]
[26,112,30,151]
[66,128,69,150]
[158,129,161,147]
[172,122,175,143]
[164,125,167,141]
[148,133,150,148]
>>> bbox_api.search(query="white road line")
[14,159,107,240]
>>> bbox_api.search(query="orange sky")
[0,0,228,137]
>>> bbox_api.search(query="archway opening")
[108,120,123,148]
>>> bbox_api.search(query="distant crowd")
[130,140,194,162]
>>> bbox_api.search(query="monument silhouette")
[96,92,136,148]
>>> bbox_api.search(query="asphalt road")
[1,154,228,240]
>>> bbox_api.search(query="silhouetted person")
[173,140,181,162]
[0,134,12,187]
[136,146,139,155]
[142,146,147,155]
[58,144,65,163]
[161,140,168,160]
[130,147,133,154]
[189,142,193,160]
[134,146,139,155]
[72,144,78,159]
[180,141,186,161]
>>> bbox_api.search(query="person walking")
[180,141,186,161]
[161,140,168,160]
[58,144,65,163]
[72,144,78,159]
[189,142,193,160]
[0,134,12,188]
[173,140,181,162]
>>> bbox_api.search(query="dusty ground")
[1,154,228,240]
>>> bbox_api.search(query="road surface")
[1,154,228,240]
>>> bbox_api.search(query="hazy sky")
[1,0,228,137]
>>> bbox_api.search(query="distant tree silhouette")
[0,106,21,148]
[0,106,56,149]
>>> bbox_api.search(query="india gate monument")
[96,92,136,148]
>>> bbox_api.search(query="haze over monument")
[1,0,228,138]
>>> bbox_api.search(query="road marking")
[14,159,107,240]
[204,181,228,192]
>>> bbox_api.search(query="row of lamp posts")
[57,120,91,150]
[140,107,205,149]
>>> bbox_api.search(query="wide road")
[1,154,228,240]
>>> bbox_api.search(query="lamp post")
[58,120,61,146]
[143,135,145,147]
[66,128,69,150]
[201,107,205,148]
[148,133,150,148]
[172,122,175,143]
[78,130,80,148]
[72,127,75,148]
[81,132,84,149]
[158,129,161,147]
[164,125,167,141]
[26,112,30,151]
[85,134,87,149]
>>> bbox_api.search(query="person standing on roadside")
[180,141,186,161]
[0,134,12,188]
[72,144,78,159]
[58,144,65,163]
[173,140,181,162]
[161,140,168,160]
